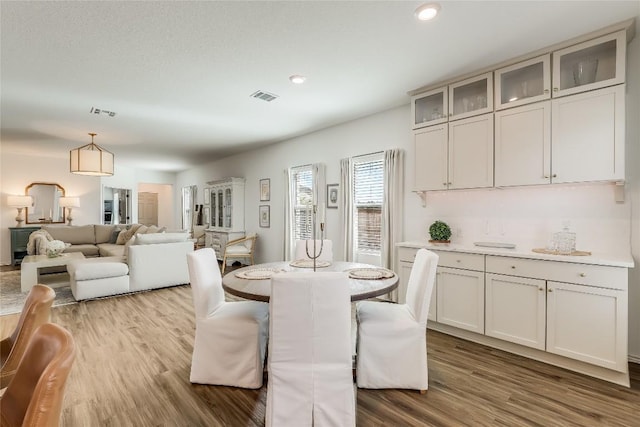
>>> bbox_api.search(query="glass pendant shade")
[70,133,114,176]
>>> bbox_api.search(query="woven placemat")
[532,248,592,256]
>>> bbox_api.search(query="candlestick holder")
[305,204,325,272]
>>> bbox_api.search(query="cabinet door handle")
[447,182,452,185]
[511,265,516,269]
[443,183,448,186]
[548,289,553,293]
[456,259,461,263]
[544,89,549,94]
[579,273,586,277]
[552,174,557,178]
[539,287,544,291]
[544,175,549,179]
[553,87,558,92]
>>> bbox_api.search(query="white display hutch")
[410,20,633,194]
[205,177,245,261]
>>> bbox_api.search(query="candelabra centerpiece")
[305,204,326,272]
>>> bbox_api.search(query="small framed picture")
[203,207,210,225]
[327,184,339,209]
[259,205,270,228]
[204,188,210,204]
[260,178,270,201]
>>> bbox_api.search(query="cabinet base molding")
[427,322,630,387]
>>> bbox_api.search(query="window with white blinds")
[291,165,314,240]
[353,155,384,253]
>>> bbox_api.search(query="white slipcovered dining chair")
[266,272,355,427]
[294,239,333,262]
[356,248,439,392]
[186,248,269,388]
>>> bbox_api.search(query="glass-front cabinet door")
[216,189,224,228]
[411,86,448,129]
[495,54,550,110]
[552,30,626,98]
[448,72,493,121]
[224,187,232,228]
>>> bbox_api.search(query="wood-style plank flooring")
[1,284,639,426]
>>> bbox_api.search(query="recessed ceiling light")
[414,3,441,21]
[289,75,306,84]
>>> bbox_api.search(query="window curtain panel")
[284,163,325,261]
[283,168,295,260]
[339,158,354,262]
[380,149,404,270]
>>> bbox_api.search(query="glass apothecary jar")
[411,86,448,129]
[448,72,493,121]
[552,30,626,98]
[495,54,550,110]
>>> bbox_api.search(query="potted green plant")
[428,220,451,244]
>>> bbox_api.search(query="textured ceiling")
[1,1,638,171]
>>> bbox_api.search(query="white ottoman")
[68,260,130,301]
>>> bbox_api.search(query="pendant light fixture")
[70,132,114,176]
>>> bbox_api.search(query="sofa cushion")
[134,232,189,245]
[95,224,116,244]
[64,244,100,257]
[108,229,120,244]
[96,243,125,258]
[42,225,96,244]
[69,261,129,281]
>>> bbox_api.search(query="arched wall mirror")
[25,182,65,224]
[102,186,132,225]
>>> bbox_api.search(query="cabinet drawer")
[397,247,419,262]
[486,256,627,290]
[434,251,484,271]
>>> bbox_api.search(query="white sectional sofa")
[28,225,194,301]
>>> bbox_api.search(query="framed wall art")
[259,205,270,228]
[260,178,270,201]
[327,184,339,209]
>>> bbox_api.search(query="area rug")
[0,270,76,316]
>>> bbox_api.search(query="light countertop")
[396,240,634,268]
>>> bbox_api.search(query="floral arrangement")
[46,240,67,258]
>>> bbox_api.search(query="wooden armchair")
[222,234,257,273]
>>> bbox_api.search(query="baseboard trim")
[628,355,640,364]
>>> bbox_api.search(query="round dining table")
[222,261,398,302]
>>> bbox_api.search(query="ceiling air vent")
[250,90,278,102]
[90,107,117,117]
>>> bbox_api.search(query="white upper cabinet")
[495,101,551,187]
[414,124,448,191]
[448,72,493,121]
[495,55,551,110]
[552,31,626,98]
[411,86,448,129]
[448,114,494,190]
[551,85,625,183]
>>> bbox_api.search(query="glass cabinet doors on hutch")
[552,31,625,98]
[495,55,551,110]
[411,72,493,129]
[411,87,448,129]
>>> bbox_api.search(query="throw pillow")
[109,229,120,244]
[115,224,142,245]
[145,225,160,234]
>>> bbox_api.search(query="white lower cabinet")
[485,273,546,350]
[396,244,631,385]
[436,266,484,334]
[546,280,627,371]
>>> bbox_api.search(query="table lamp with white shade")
[59,197,80,226]
[7,195,33,227]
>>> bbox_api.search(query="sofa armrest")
[127,241,194,291]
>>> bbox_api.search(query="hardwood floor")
[1,284,638,426]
